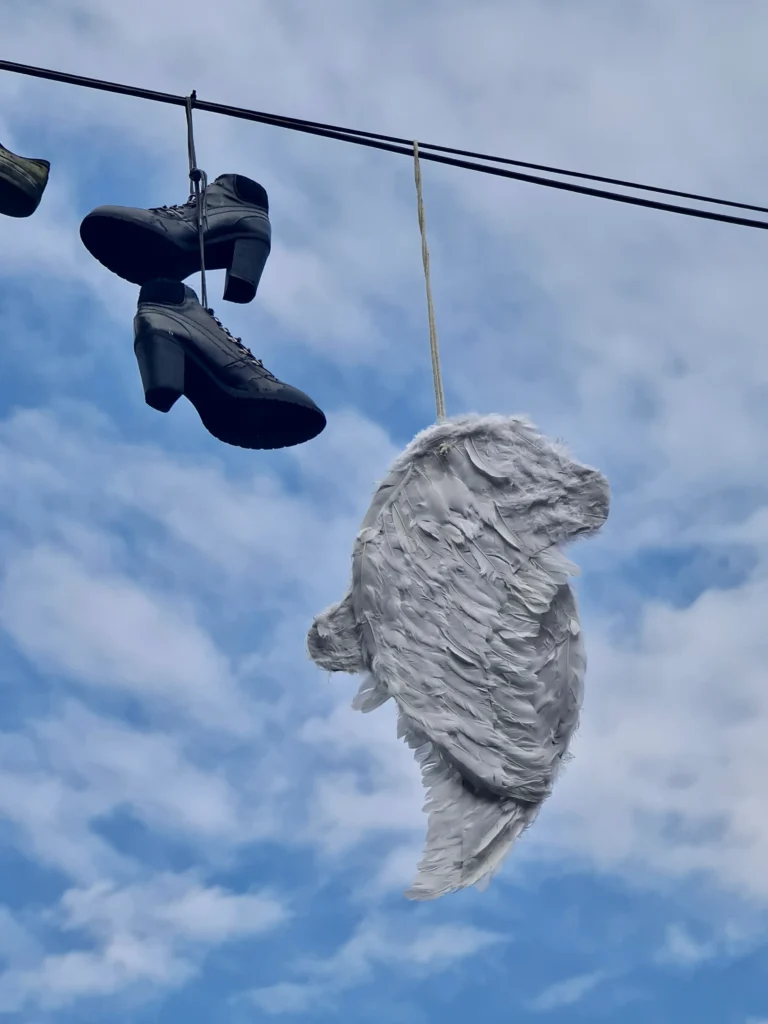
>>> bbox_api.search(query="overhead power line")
[2,57,767,231]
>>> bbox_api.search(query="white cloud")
[300,694,423,855]
[0,876,288,1013]
[0,546,251,731]
[153,884,287,942]
[249,981,320,1015]
[32,703,248,842]
[530,970,606,1012]
[58,875,289,945]
[28,939,188,1007]
[656,924,714,967]
[525,573,768,907]
[0,403,393,890]
[248,917,502,1014]
[404,924,503,965]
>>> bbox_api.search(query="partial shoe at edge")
[0,143,50,218]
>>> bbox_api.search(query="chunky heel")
[134,330,185,412]
[223,235,270,304]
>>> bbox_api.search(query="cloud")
[530,970,606,1012]
[58,875,288,945]
[32,703,248,843]
[656,924,715,968]
[0,876,288,1013]
[525,572,768,908]
[248,917,503,1014]
[249,982,318,1015]
[0,401,398,891]
[0,546,251,732]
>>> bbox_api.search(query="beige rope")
[413,140,446,422]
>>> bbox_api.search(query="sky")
[1,1,768,1021]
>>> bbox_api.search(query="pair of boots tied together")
[1,142,326,451]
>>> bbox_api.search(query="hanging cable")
[413,141,445,422]
[2,57,768,231]
[184,91,208,310]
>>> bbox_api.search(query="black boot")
[133,279,326,450]
[0,143,50,218]
[81,174,271,304]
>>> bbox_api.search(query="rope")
[184,91,208,309]
[2,59,768,232]
[413,141,445,423]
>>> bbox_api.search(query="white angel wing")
[308,414,609,900]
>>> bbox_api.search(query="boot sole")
[134,329,326,450]
[80,216,270,304]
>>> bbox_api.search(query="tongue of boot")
[138,279,195,307]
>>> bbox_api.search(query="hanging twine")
[184,91,209,309]
[413,140,446,422]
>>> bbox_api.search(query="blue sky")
[2,1,768,1021]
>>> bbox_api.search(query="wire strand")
[413,141,445,423]
[2,58,768,230]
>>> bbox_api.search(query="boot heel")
[134,330,185,412]
[223,235,270,304]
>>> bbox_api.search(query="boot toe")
[241,383,326,449]
[80,207,188,284]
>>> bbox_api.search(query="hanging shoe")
[133,279,326,450]
[0,143,50,218]
[80,174,271,304]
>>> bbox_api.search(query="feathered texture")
[307,413,609,900]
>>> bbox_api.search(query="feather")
[307,413,609,899]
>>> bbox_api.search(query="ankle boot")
[133,278,326,450]
[81,174,271,304]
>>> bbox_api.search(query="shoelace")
[204,308,277,378]
[149,194,199,216]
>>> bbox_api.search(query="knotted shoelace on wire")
[150,187,209,232]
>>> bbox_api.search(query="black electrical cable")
[2,57,767,231]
